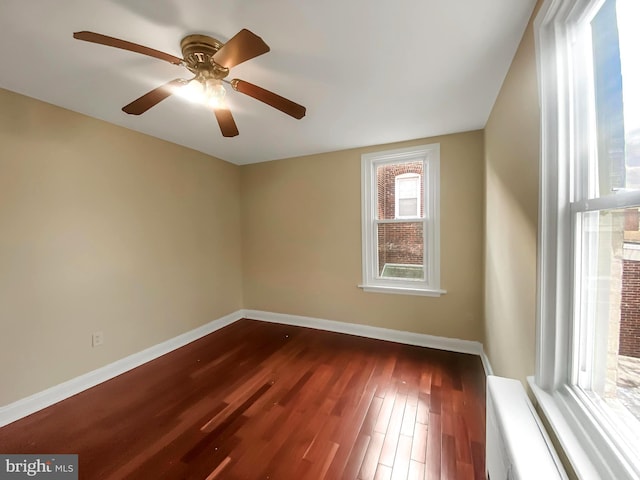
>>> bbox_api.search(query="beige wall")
[241,131,485,341]
[484,5,541,383]
[0,88,243,405]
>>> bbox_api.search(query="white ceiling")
[0,0,535,165]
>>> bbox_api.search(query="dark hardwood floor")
[0,319,486,479]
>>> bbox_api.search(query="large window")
[360,144,444,296]
[534,0,640,477]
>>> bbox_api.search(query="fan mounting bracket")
[180,34,229,80]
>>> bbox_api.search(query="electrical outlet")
[92,331,104,347]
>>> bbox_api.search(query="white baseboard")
[481,350,494,376]
[0,310,243,428]
[1,309,493,428]
[242,309,490,363]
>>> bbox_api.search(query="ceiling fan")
[73,29,306,137]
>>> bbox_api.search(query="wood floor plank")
[205,456,231,480]
[374,354,399,399]
[456,461,475,480]
[408,459,426,480]
[442,434,457,480]
[374,464,393,480]
[401,402,418,437]
[378,393,407,466]
[318,441,340,479]
[323,374,378,478]
[0,319,486,480]
[374,385,398,434]
[359,431,386,480]
[419,369,433,395]
[471,440,486,480]
[411,422,429,462]
[361,395,384,436]
[342,433,372,480]
[426,412,442,480]
[454,413,472,464]
[391,434,413,479]
[416,392,430,425]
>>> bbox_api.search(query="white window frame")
[359,143,445,297]
[395,173,421,219]
[531,0,640,478]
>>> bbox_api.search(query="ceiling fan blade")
[213,29,270,69]
[122,79,185,115]
[73,31,183,66]
[230,79,306,119]
[214,107,239,137]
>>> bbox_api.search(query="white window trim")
[532,1,640,478]
[359,144,445,297]
[395,173,421,219]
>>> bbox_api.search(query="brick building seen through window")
[621,208,640,359]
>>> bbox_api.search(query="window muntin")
[360,144,443,296]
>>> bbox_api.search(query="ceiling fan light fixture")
[181,78,204,102]
[178,77,226,108]
[204,78,226,108]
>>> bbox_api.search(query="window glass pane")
[376,161,424,220]
[397,176,418,198]
[590,0,640,198]
[377,222,424,279]
[398,198,418,217]
[575,206,640,448]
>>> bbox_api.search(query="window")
[533,0,640,478]
[395,173,421,218]
[359,144,444,296]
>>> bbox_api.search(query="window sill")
[527,376,636,480]
[358,284,446,297]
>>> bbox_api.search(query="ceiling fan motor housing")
[180,34,229,80]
